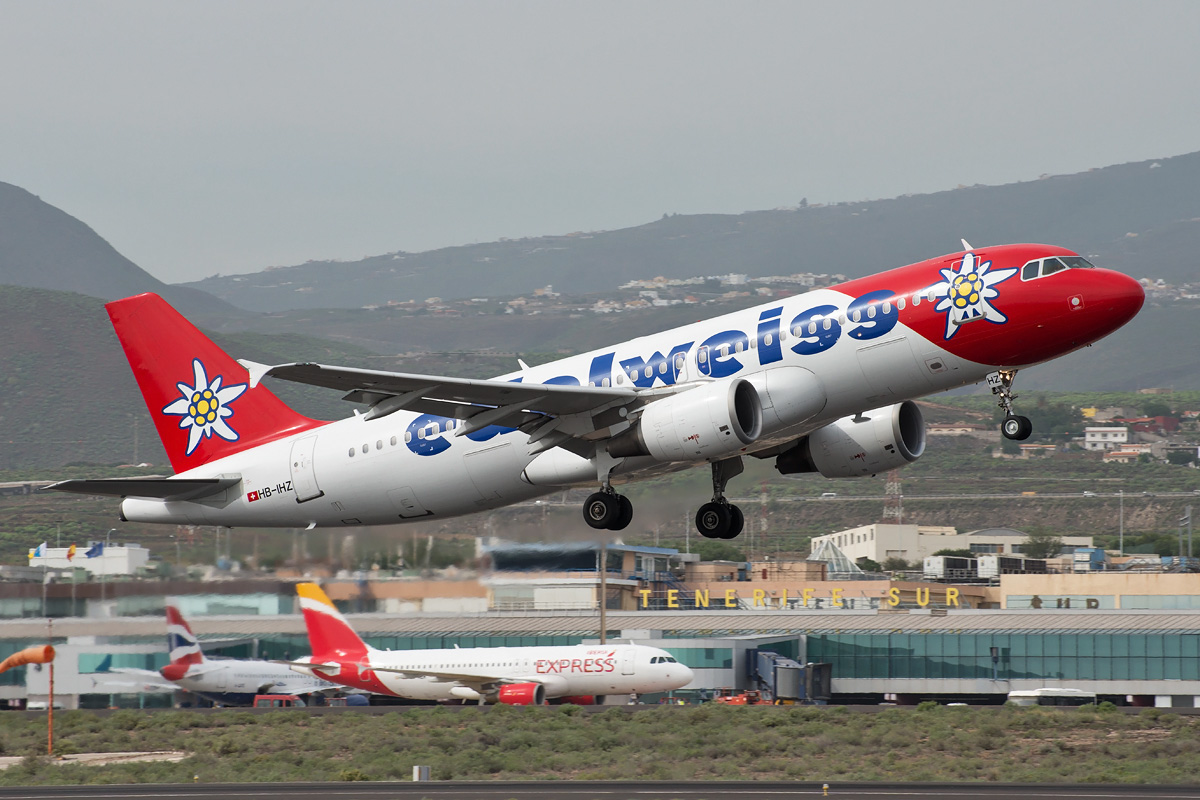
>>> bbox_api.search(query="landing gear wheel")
[609,494,634,531]
[696,502,732,539]
[583,492,619,529]
[1001,415,1033,441]
[722,505,745,539]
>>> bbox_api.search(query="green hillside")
[0,286,376,471]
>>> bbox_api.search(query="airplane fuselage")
[114,244,1144,529]
[296,643,693,701]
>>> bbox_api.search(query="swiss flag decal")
[246,490,260,502]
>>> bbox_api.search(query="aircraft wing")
[105,668,180,692]
[365,665,549,688]
[240,360,671,454]
[43,477,241,501]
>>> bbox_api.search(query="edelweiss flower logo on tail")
[925,252,1018,340]
[161,359,248,456]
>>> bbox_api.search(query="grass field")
[1,704,1199,786]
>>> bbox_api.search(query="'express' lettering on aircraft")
[536,656,618,674]
[405,290,898,456]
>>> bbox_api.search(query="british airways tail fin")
[106,293,323,473]
[296,583,370,661]
[161,602,205,680]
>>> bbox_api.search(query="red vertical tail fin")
[106,293,323,473]
[161,603,205,681]
[296,583,370,661]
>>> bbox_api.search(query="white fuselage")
[121,286,980,527]
[175,658,339,700]
[298,643,693,701]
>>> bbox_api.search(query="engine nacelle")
[555,695,604,706]
[743,366,827,435]
[497,682,547,706]
[609,379,762,462]
[776,401,925,478]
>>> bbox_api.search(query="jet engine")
[609,379,762,462]
[497,682,547,706]
[555,695,604,706]
[775,401,925,478]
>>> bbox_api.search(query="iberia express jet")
[48,243,1143,540]
[285,583,692,704]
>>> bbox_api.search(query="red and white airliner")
[286,583,693,704]
[48,242,1143,540]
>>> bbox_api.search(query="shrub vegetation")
[1,705,1199,786]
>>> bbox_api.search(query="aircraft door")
[673,351,689,383]
[289,436,323,503]
[621,649,635,675]
[216,670,228,690]
[695,345,710,378]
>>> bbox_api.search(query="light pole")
[1118,490,1124,557]
[99,529,114,612]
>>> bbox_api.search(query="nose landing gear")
[990,369,1032,441]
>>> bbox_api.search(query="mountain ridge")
[179,150,1200,311]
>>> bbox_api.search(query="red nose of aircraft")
[1086,269,1145,337]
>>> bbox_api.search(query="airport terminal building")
[5,605,1200,709]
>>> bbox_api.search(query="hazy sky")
[3,1,1199,285]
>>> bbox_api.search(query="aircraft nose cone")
[1103,270,1145,328]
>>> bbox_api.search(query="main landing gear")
[695,457,745,540]
[582,490,634,531]
[990,369,1032,441]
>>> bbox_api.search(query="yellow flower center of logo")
[950,273,983,309]
[188,389,221,426]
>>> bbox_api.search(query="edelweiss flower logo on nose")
[161,359,248,456]
[925,252,1018,340]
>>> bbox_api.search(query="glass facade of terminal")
[806,632,1200,681]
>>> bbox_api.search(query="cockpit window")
[1042,258,1068,276]
[1020,255,1098,282]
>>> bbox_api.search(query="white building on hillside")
[1085,426,1129,451]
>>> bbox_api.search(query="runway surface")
[2,782,1200,800]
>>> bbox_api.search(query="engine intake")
[776,401,925,478]
[609,379,763,462]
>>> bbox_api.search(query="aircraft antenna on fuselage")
[961,238,974,251]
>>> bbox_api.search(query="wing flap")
[43,477,241,501]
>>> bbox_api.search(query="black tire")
[608,494,634,531]
[583,492,618,529]
[722,505,745,539]
[1001,414,1033,441]
[695,502,731,539]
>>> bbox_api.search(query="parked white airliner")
[47,243,1143,539]
[128,603,341,705]
[285,583,692,704]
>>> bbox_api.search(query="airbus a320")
[48,242,1144,540]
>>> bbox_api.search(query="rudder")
[107,293,323,473]
[296,582,369,661]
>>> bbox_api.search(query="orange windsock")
[0,645,55,674]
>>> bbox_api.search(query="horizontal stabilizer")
[43,477,241,501]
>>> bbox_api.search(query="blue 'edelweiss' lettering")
[620,342,693,388]
[404,289,895,455]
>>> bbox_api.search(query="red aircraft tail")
[106,293,323,473]
[296,583,370,662]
